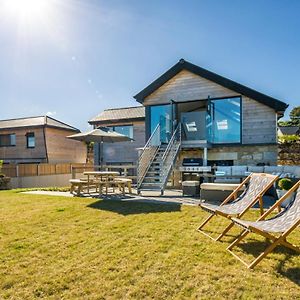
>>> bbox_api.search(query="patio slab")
[22,189,201,206]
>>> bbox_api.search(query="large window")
[26,132,35,148]
[0,134,16,147]
[208,97,241,144]
[108,125,133,139]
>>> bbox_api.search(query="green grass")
[0,191,299,299]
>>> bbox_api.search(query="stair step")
[139,187,161,191]
[141,182,162,187]
[143,177,162,181]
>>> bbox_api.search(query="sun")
[2,0,52,22]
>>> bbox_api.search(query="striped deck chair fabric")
[198,173,278,241]
[201,174,277,216]
[228,181,300,268]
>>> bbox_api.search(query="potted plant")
[277,178,295,208]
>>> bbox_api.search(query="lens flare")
[2,0,52,23]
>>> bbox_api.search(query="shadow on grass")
[235,240,300,285]
[87,198,182,215]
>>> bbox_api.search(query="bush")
[278,134,300,144]
[14,186,70,193]
[278,178,293,190]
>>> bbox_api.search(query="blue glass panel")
[210,97,241,144]
[150,105,172,143]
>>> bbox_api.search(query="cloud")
[46,111,57,116]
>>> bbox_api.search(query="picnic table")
[83,171,119,193]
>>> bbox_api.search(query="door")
[181,111,206,141]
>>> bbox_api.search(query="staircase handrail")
[160,123,181,191]
[137,124,161,189]
[161,123,181,162]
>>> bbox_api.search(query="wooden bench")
[98,180,126,196]
[70,179,89,196]
[114,178,133,194]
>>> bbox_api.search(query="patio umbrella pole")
[100,137,103,171]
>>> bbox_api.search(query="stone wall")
[171,145,278,187]
[207,144,278,166]
[278,142,300,165]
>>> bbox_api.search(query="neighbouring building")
[0,116,87,164]
[278,125,300,136]
[89,106,145,166]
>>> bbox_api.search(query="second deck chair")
[198,173,278,241]
[227,180,300,269]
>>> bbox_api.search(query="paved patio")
[23,189,202,206]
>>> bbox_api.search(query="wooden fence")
[1,163,94,177]
[1,163,137,181]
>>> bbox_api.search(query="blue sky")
[0,0,299,130]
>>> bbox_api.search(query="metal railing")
[159,123,181,193]
[137,124,161,190]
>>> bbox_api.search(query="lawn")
[0,191,299,299]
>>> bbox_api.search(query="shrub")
[278,134,300,144]
[278,178,293,190]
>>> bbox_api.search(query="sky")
[0,0,299,131]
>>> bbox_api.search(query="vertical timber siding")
[45,127,87,163]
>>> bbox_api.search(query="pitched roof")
[278,126,300,136]
[89,106,145,124]
[0,116,80,132]
[134,59,288,112]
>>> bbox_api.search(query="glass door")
[150,104,172,143]
[181,111,206,141]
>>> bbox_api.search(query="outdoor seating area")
[70,171,133,197]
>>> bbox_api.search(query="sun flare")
[2,0,52,22]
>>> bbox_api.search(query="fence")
[1,163,93,178]
[1,163,137,181]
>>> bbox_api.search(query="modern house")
[93,59,289,193]
[89,106,145,166]
[0,116,87,164]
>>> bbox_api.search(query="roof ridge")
[45,115,79,131]
[0,115,45,122]
[103,105,144,111]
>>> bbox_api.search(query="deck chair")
[198,173,278,241]
[227,180,300,269]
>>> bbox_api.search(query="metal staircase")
[137,124,181,195]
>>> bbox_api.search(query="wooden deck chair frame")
[198,173,278,242]
[227,181,300,269]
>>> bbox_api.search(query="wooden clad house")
[134,59,288,166]
[0,116,87,164]
[89,106,145,165]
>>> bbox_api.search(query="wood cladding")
[143,69,278,145]
[144,69,239,105]
[45,127,87,163]
[0,126,87,164]
[0,128,47,163]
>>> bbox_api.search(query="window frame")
[26,132,36,149]
[0,133,16,147]
[107,125,134,139]
[209,96,242,145]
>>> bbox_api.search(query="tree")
[278,106,300,127]
[290,106,300,125]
